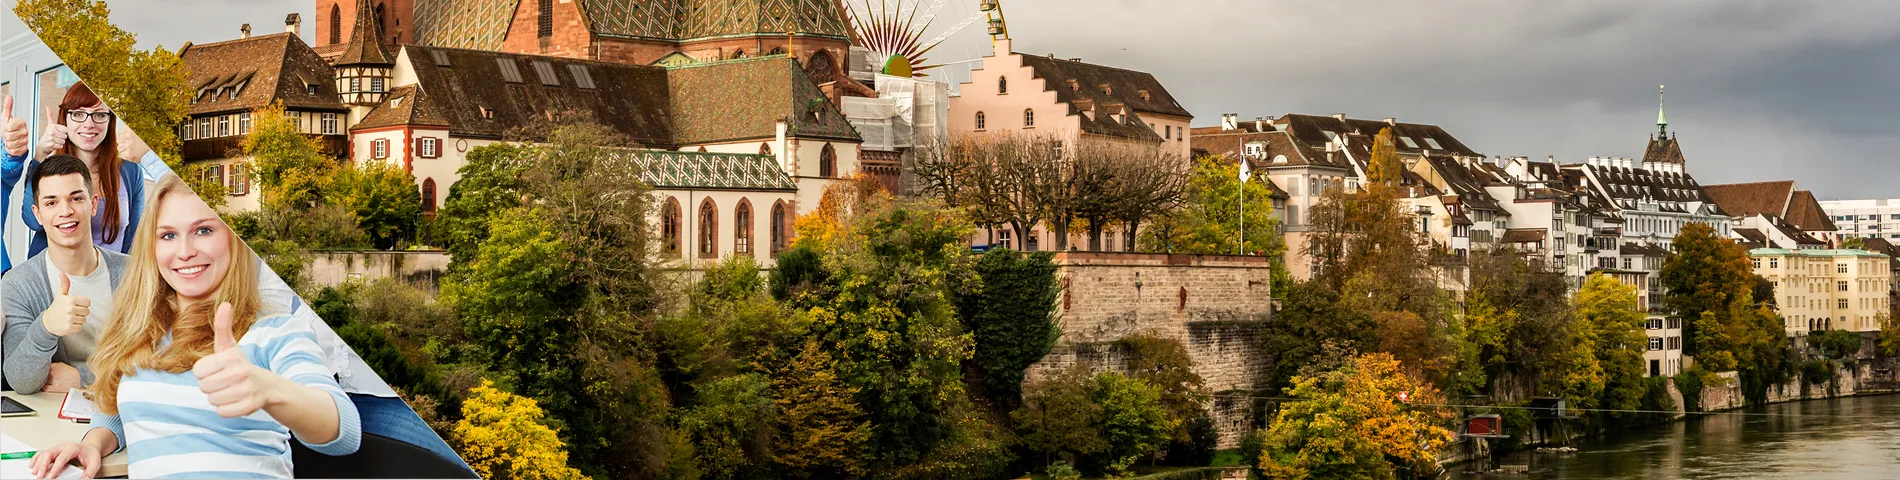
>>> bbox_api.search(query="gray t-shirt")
[45,248,114,370]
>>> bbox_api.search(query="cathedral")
[177,0,906,266]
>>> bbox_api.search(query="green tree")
[958,248,1062,408]
[1574,273,1648,416]
[1119,334,1208,446]
[772,340,872,478]
[330,160,422,249]
[1140,154,1287,259]
[245,102,339,210]
[1258,353,1454,480]
[177,163,230,210]
[677,373,775,479]
[453,379,588,480]
[1013,367,1109,467]
[436,143,531,269]
[1260,281,1377,395]
[1660,222,1754,359]
[1094,371,1177,471]
[1843,236,1867,250]
[15,0,190,164]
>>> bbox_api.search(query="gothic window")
[999,76,1008,94]
[732,49,746,59]
[662,198,682,254]
[975,111,986,130]
[819,144,837,178]
[735,200,753,254]
[1024,109,1034,128]
[538,0,554,38]
[421,178,437,214]
[329,5,341,45]
[375,3,387,37]
[769,47,786,56]
[771,202,787,254]
[698,198,719,258]
[805,50,836,84]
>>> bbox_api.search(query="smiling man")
[2,155,129,394]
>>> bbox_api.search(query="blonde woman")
[29,175,359,478]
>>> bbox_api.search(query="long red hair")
[56,82,125,244]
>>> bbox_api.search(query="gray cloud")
[103,0,1900,199]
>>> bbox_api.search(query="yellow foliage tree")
[1366,128,1404,192]
[452,379,588,480]
[1259,352,1454,479]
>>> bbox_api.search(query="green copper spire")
[1657,84,1668,137]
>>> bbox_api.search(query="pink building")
[949,39,1193,250]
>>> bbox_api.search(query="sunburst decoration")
[844,0,986,76]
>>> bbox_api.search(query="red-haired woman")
[15,81,169,258]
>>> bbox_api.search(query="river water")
[1445,393,1900,479]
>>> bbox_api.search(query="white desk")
[1,391,128,478]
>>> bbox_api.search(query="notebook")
[57,390,95,422]
[1,434,84,479]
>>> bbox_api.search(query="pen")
[0,451,34,460]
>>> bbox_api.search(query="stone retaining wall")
[1023,252,1275,449]
[306,251,451,292]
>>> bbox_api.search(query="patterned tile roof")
[412,0,849,49]
[179,33,346,116]
[413,0,520,51]
[666,56,859,145]
[620,149,796,191]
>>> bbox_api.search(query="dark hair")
[28,154,94,196]
[56,82,123,243]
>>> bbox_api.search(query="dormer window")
[480,106,495,119]
[1138,89,1151,101]
[1244,141,1267,159]
[1099,83,1112,95]
[306,83,320,95]
[1068,79,1079,91]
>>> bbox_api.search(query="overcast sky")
[94,0,1900,199]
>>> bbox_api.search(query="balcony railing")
[183,134,350,161]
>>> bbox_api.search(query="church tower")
[1642,85,1687,167]
[335,0,395,122]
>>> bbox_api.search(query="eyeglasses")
[66,110,115,124]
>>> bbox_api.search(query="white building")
[1819,198,1900,243]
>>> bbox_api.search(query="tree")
[1260,281,1377,395]
[15,0,190,165]
[330,160,422,249]
[1073,139,1187,252]
[1660,222,1754,359]
[1366,128,1403,191]
[1119,334,1209,446]
[1258,353,1454,480]
[436,143,532,269]
[453,379,588,480]
[245,102,340,211]
[178,163,230,210]
[1013,367,1109,467]
[958,249,1062,408]
[1573,273,1648,415]
[1843,236,1867,250]
[677,373,776,479]
[772,340,872,478]
[1140,154,1287,260]
[1093,371,1176,472]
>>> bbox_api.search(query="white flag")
[1238,157,1253,182]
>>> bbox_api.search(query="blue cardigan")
[16,157,145,259]
[0,151,21,272]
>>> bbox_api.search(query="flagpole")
[1238,155,1248,255]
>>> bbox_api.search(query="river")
[1446,393,1900,479]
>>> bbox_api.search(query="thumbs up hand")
[37,107,70,159]
[40,273,91,337]
[1,95,26,157]
[193,303,279,418]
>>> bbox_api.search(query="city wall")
[305,250,451,292]
[1023,252,1275,449]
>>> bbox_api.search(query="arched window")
[329,5,342,45]
[819,144,837,178]
[1024,109,1035,128]
[375,3,387,37]
[732,49,746,59]
[662,198,682,255]
[698,198,719,258]
[998,76,1008,94]
[805,50,836,84]
[759,143,772,156]
[769,46,786,56]
[420,178,437,214]
[771,201,788,254]
[975,111,986,130]
[734,199,753,254]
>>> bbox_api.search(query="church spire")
[335,0,394,108]
[1656,84,1668,138]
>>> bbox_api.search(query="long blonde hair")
[91,174,264,415]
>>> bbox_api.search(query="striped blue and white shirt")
[86,314,363,478]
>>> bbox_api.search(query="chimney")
[1325,141,1337,153]
[1332,113,1347,122]
[241,23,252,39]
[1384,117,1396,125]
[1220,113,1237,131]
[1068,58,1082,62]
[285,13,301,35]
[1547,155,1555,163]
[1255,117,1265,132]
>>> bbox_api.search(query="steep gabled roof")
[336,0,394,66]
[1785,191,1840,232]
[396,45,677,145]
[413,0,852,51]
[1017,54,1192,119]
[354,85,451,130]
[1643,135,1686,165]
[667,55,860,144]
[1418,157,1504,211]
[1703,181,1796,219]
[180,33,346,116]
[1275,114,1482,158]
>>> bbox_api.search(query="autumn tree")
[1258,353,1455,479]
[245,102,340,210]
[453,379,588,480]
[1366,128,1404,191]
[15,0,190,164]
[931,133,1064,250]
[1013,367,1109,467]
[1466,249,1575,399]
[329,160,422,249]
[772,340,872,478]
[1573,274,1649,415]
[1072,139,1187,251]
